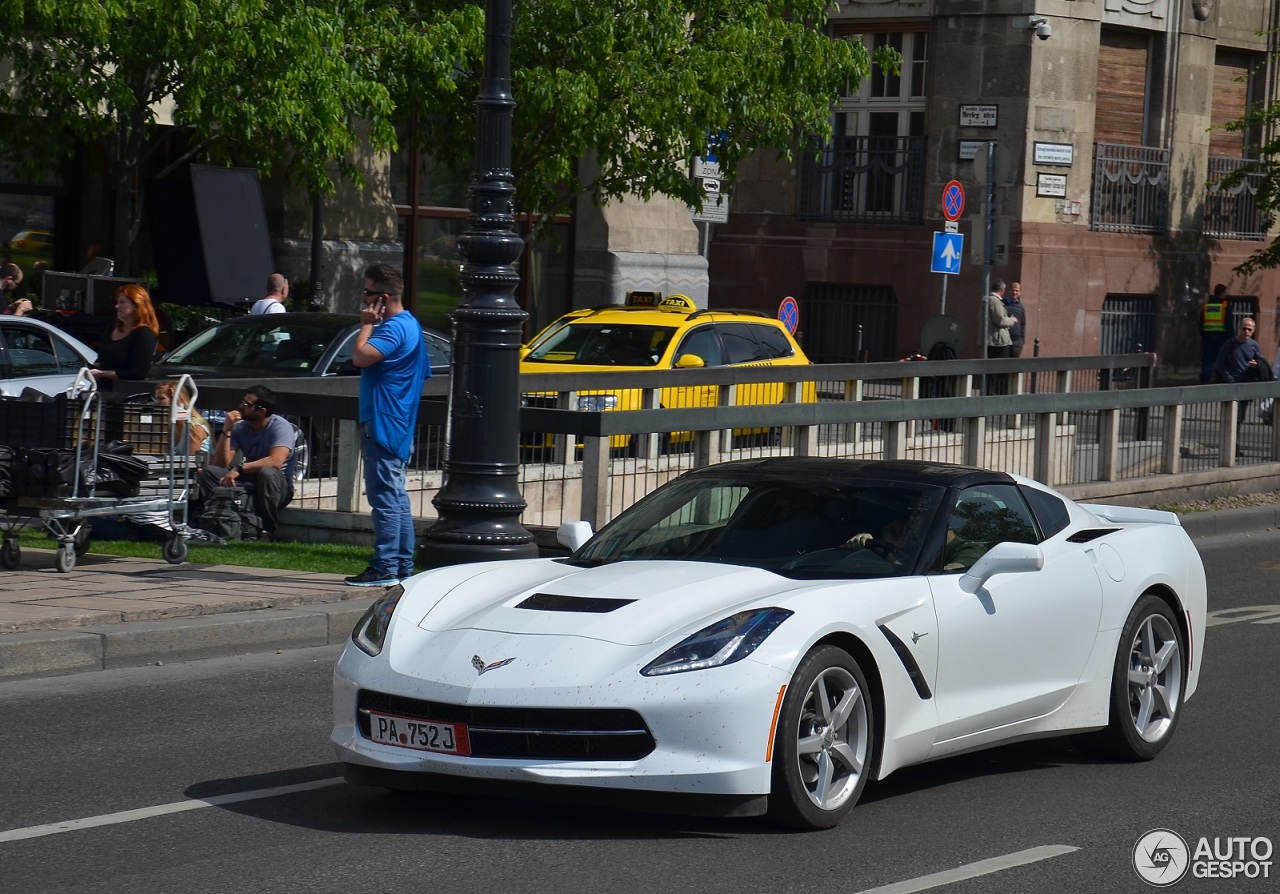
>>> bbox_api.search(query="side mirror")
[959,542,1044,594]
[674,353,706,369]
[557,520,594,552]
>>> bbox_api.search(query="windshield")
[164,321,343,371]
[572,474,945,579]
[525,323,676,367]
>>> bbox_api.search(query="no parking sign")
[778,296,799,334]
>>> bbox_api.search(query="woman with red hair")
[91,283,160,391]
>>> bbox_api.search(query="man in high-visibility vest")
[1200,283,1229,383]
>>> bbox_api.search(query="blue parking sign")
[931,232,964,275]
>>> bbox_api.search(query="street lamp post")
[419,0,539,567]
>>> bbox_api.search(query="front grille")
[357,690,656,761]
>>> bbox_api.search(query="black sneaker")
[399,566,416,580]
[344,566,400,588]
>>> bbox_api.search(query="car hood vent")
[517,592,637,613]
[1067,528,1120,543]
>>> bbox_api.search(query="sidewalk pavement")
[1,506,1275,682]
[0,550,373,681]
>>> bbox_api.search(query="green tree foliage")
[406,0,880,219]
[1222,100,1279,276]
[0,1,876,268]
[0,0,475,272]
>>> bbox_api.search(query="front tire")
[1092,593,1185,761]
[768,645,874,830]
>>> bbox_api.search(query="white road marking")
[852,845,1080,894]
[0,777,344,843]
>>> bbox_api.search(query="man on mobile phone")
[0,262,32,316]
[345,264,431,587]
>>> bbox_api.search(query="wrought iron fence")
[798,135,926,224]
[1091,143,1169,235]
[1205,156,1270,241]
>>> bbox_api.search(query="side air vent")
[877,625,932,700]
[1067,528,1120,543]
[517,593,636,613]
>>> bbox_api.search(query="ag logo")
[1134,829,1190,886]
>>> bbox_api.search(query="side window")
[5,326,60,377]
[51,334,88,372]
[1021,486,1071,538]
[751,324,795,360]
[937,483,1040,573]
[719,322,763,364]
[674,326,723,367]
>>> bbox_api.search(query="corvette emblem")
[471,655,516,674]
[911,631,928,644]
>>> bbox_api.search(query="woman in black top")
[91,283,160,391]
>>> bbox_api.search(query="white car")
[0,315,96,396]
[332,458,1207,829]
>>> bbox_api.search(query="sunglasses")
[239,400,262,409]
[361,289,386,298]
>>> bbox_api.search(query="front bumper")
[332,640,789,803]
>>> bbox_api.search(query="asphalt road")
[1,530,1277,894]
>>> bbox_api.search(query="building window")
[1099,294,1155,355]
[800,283,899,363]
[798,31,927,224]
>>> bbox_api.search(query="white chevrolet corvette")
[332,458,1207,829]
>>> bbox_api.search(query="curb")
[0,599,374,682]
[1177,505,1280,539]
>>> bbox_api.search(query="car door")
[0,321,90,397]
[927,483,1104,752]
[666,324,721,412]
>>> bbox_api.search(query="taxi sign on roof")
[658,294,698,312]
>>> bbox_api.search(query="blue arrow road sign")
[931,232,964,275]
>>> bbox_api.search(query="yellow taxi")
[520,292,814,452]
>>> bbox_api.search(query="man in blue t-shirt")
[345,264,430,587]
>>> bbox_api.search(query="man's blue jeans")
[361,428,413,576]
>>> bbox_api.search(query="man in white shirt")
[250,273,289,314]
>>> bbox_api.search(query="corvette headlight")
[641,608,792,676]
[351,584,405,656]
[577,394,618,412]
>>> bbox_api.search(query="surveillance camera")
[1035,21,1052,40]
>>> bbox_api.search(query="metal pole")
[308,193,324,311]
[940,275,948,315]
[419,0,538,567]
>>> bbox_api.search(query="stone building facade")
[709,0,1280,380]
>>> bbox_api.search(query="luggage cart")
[0,371,200,572]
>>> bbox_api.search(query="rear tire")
[1086,593,1185,761]
[768,645,874,830]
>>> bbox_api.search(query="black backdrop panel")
[146,165,274,307]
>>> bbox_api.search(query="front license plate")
[368,710,471,755]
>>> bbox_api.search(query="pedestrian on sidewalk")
[1212,317,1268,454]
[1,262,32,316]
[344,264,430,588]
[1004,282,1028,358]
[984,279,1016,395]
[250,273,289,315]
[1199,284,1230,384]
[90,283,160,392]
[199,384,296,539]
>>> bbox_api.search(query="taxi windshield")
[525,323,676,367]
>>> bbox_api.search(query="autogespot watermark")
[1133,829,1273,886]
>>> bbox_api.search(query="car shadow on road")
[859,735,1099,805]
[187,763,767,840]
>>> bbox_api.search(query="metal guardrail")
[190,354,1280,533]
